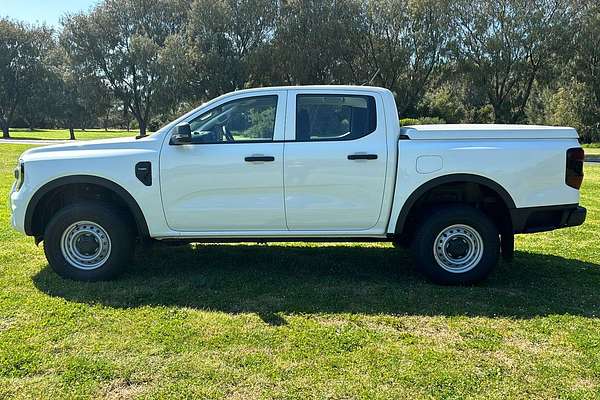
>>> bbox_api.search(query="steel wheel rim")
[433,224,484,274]
[60,221,111,270]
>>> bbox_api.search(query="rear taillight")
[566,148,584,189]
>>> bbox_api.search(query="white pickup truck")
[10,86,586,284]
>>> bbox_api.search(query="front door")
[160,92,287,232]
[283,90,388,231]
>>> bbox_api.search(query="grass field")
[4,129,137,141]
[585,147,600,156]
[1,144,599,399]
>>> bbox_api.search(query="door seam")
[282,90,290,230]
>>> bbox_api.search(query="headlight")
[14,161,24,191]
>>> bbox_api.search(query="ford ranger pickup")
[9,86,587,284]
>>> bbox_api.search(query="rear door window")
[295,95,377,141]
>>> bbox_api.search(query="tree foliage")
[452,0,580,123]
[272,0,360,85]
[1,0,599,142]
[354,0,452,115]
[188,0,277,97]
[572,2,600,141]
[61,0,189,136]
[0,19,50,138]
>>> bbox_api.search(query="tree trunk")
[491,102,508,124]
[69,126,75,140]
[1,122,9,139]
[138,118,147,137]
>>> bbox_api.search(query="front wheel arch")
[25,175,149,239]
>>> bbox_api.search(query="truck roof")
[403,124,579,140]
[228,85,391,94]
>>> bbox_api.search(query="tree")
[0,19,47,138]
[452,0,580,123]
[419,84,467,123]
[271,0,360,85]
[48,47,111,140]
[349,0,451,116]
[61,0,189,136]
[186,0,277,98]
[573,2,600,141]
[18,68,57,131]
[14,25,57,131]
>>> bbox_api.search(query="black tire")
[411,205,500,285]
[43,202,134,281]
[391,235,410,249]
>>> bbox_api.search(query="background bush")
[400,117,446,126]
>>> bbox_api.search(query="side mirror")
[170,122,192,145]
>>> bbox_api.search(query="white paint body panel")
[404,124,579,140]
[282,88,389,231]
[9,85,581,240]
[10,135,171,236]
[387,137,581,234]
[160,142,286,231]
[159,90,288,231]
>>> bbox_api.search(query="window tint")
[296,95,376,141]
[188,95,277,143]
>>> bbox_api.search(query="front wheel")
[44,202,134,281]
[411,205,500,285]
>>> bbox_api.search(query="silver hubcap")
[60,221,111,270]
[433,224,484,273]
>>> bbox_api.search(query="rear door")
[283,90,388,231]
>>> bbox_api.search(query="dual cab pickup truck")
[10,86,586,284]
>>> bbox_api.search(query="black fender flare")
[394,173,516,234]
[24,175,150,238]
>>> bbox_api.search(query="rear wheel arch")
[394,174,516,239]
[25,175,149,239]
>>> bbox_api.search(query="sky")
[1,0,98,26]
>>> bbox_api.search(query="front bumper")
[9,184,29,235]
[510,205,587,234]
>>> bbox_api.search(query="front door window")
[189,96,278,144]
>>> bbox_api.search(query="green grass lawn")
[5,128,138,141]
[1,144,599,399]
[585,147,600,156]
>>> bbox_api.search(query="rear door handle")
[245,155,275,162]
[348,154,378,160]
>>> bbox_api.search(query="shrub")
[400,117,446,126]
[419,85,466,123]
[526,81,600,144]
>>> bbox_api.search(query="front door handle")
[348,154,378,160]
[245,155,275,162]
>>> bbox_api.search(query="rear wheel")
[44,202,134,281]
[411,205,500,285]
